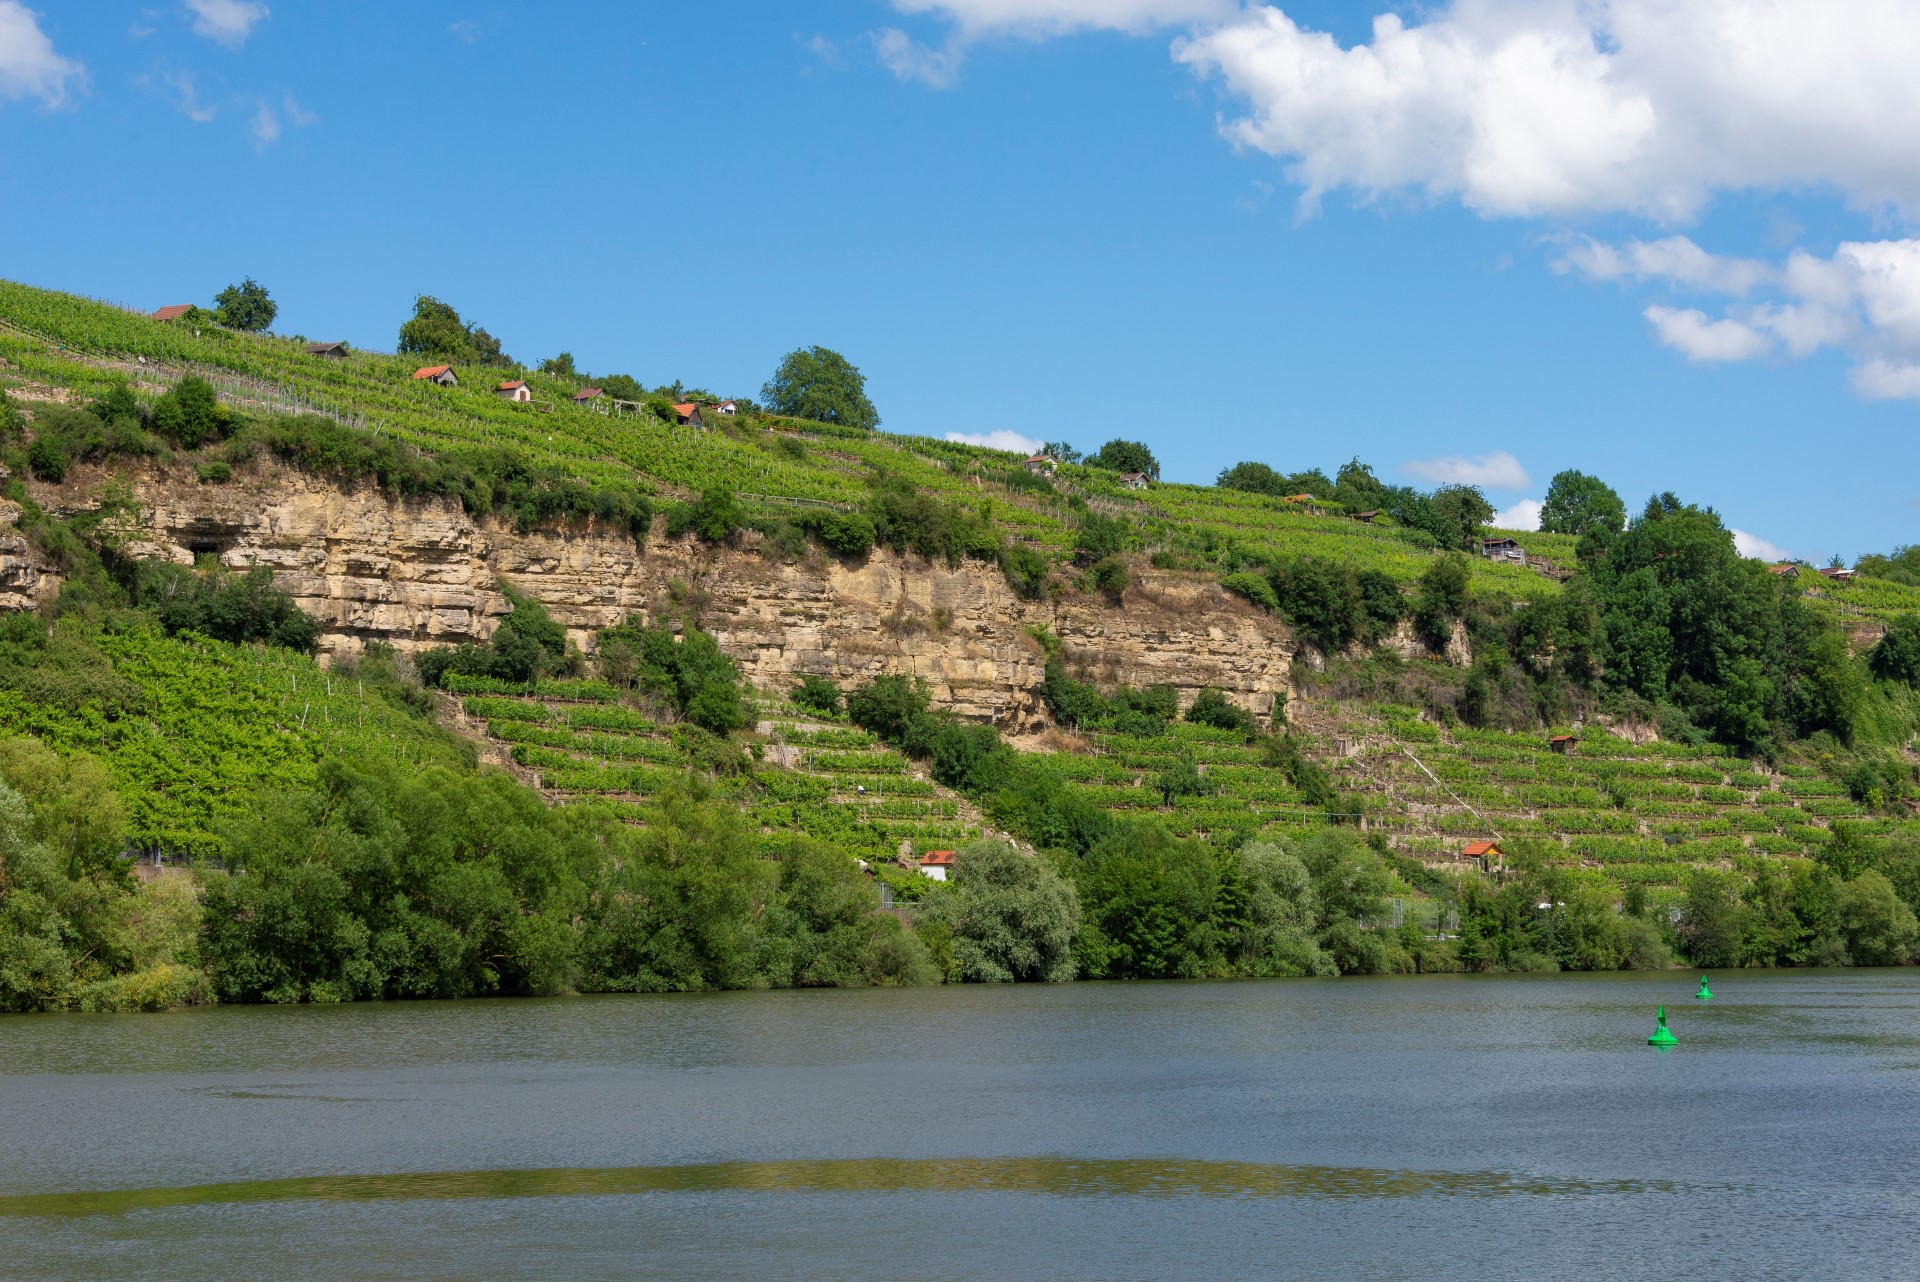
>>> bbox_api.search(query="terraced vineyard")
[447,676,984,863]
[0,278,1595,597]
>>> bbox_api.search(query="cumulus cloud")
[1402,450,1529,490]
[0,1,84,107]
[185,0,268,49]
[1642,305,1772,363]
[282,91,316,126]
[945,429,1044,455]
[1559,236,1920,395]
[1731,528,1793,562]
[1490,498,1542,532]
[1172,1,1920,221]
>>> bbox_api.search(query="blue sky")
[1,1,1915,562]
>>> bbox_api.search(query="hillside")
[3,277,1920,1007]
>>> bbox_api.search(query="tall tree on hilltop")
[761,346,879,431]
[398,296,512,367]
[1089,439,1159,479]
[1539,469,1627,537]
[213,278,276,332]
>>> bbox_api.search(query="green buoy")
[1696,975,1712,1001]
[1648,1006,1677,1048]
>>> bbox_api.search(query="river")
[3,970,1917,1280]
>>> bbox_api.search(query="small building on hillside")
[1820,567,1857,583]
[671,402,705,428]
[496,379,531,403]
[715,399,739,415]
[1478,536,1526,565]
[1118,471,1150,491]
[1352,509,1380,525]
[1548,734,1577,754]
[1462,840,1504,872]
[304,341,349,359]
[412,364,458,386]
[1767,563,1798,579]
[572,387,603,406]
[917,850,956,882]
[152,304,193,322]
[1024,454,1057,476]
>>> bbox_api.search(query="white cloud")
[160,70,216,121]
[1561,237,1920,395]
[1554,235,1771,295]
[448,20,477,45]
[0,1,84,107]
[249,97,278,148]
[1731,528,1793,562]
[1642,304,1772,363]
[945,429,1044,455]
[282,91,315,126]
[185,0,268,49]
[873,28,964,88]
[1490,498,1542,532]
[1171,1,1920,221]
[1402,450,1529,490]
[892,0,1231,39]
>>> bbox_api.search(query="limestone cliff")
[13,462,1294,730]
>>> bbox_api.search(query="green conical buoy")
[1648,1006,1677,1047]
[1696,975,1712,1001]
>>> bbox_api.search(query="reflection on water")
[0,1156,1700,1219]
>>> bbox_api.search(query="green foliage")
[848,673,932,744]
[1539,469,1626,537]
[1088,438,1159,479]
[539,352,576,377]
[212,278,276,332]
[396,295,510,367]
[1155,754,1213,807]
[761,345,879,431]
[1073,512,1129,561]
[793,674,844,719]
[1870,615,1920,685]
[133,563,320,653]
[863,474,1000,567]
[1038,660,1173,735]
[1090,555,1130,603]
[1221,571,1279,612]
[921,840,1080,982]
[666,486,745,543]
[999,542,1050,599]
[1074,823,1217,978]
[1856,545,1920,588]
[419,590,570,689]
[1186,687,1259,737]
[1413,554,1471,647]
[600,618,749,735]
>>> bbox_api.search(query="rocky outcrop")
[20,462,1295,730]
[0,498,56,612]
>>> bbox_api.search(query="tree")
[1218,461,1286,495]
[1413,554,1471,648]
[1041,441,1082,465]
[1429,485,1495,549]
[1538,469,1627,537]
[1088,439,1159,479]
[539,352,576,377]
[397,296,513,367]
[923,840,1080,982]
[761,346,879,431]
[213,278,277,332]
[1838,870,1918,965]
[1870,614,1920,685]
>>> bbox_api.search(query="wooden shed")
[412,364,458,386]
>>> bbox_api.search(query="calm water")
[3,970,1918,1280]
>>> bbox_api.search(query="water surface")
[3,971,1916,1279]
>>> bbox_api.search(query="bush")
[1870,615,1920,685]
[27,436,65,482]
[920,840,1080,982]
[667,487,744,543]
[133,562,320,652]
[1186,687,1258,736]
[419,590,568,687]
[999,543,1049,599]
[1091,556,1129,603]
[814,510,876,558]
[196,460,232,484]
[793,674,844,719]
[1221,571,1279,612]
[847,673,932,744]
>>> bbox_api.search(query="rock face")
[0,498,55,611]
[21,463,1295,729]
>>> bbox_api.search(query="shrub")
[793,674,844,719]
[133,562,320,653]
[919,840,1080,982]
[196,460,233,484]
[999,543,1049,599]
[814,510,876,558]
[27,436,65,482]
[1186,687,1258,736]
[1870,614,1920,685]
[1091,556,1129,603]
[1221,571,1279,612]
[847,673,932,745]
